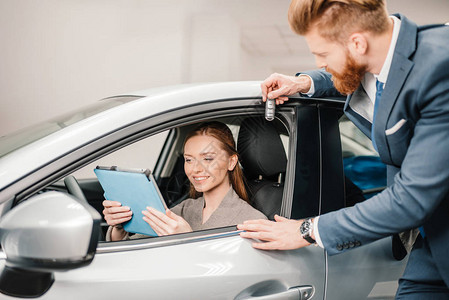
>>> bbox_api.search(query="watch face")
[300,220,311,235]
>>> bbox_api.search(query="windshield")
[0,96,143,158]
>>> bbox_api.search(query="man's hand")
[237,215,311,250]
[261,73,312,105]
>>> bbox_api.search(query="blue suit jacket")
[306,15,449,283]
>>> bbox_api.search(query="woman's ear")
[228,154,238,171]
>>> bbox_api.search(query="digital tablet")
[94,166,167,236]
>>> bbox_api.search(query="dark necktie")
[371,79,384,152]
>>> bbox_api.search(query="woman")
[103,121,267,241]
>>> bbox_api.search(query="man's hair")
[288,0,390,42]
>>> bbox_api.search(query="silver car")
[0,82,407,299]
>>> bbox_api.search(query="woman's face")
[183,135,237,194]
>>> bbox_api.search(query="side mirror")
[0,191,101,298]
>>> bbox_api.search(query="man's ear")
[228,154,238,171]
[348,33,368,55]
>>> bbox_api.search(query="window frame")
[5,97,297,254]
[93,105,296,252]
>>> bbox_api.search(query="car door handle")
[237,285,314,300]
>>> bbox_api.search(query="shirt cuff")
[298,74,315,97]
[313,216,324,248]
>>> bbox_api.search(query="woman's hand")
[103,200,133,241]
[142,208,192,236]
[103,200,132,226]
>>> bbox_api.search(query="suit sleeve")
[318,57,449,255]
[296,69,343,98]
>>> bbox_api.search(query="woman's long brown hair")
[183,121,249,202]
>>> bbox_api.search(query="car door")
[315,104,408,300]
[0,98,326,300]
[41,230,323,300]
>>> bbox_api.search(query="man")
[237,0,449,298]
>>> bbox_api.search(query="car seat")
[161,154,191,208]
[237,117,287,220]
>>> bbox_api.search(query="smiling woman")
[103,121,267,241]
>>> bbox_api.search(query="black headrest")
[237,117,287,179]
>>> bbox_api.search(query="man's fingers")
[242,218,274,225]
[238,219,275,230]
[238,224,272,233]
[261,82,270,102]
[261,73,283,102]
[239,229,277,242]
[268,85,289,100]
[276,96,289,105]
[274,214,289,222]
[239,232,280,250]
[251,241,280,250]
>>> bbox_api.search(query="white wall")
[0,0,257,136]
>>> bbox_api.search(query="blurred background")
[1,0,448,136]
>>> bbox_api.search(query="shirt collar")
[376,16,402,84]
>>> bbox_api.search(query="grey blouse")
[106,187,266,241]
[170,187,267,231]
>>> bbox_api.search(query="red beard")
[327,53,367,95]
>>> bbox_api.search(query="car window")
[339,116,386,201]
[339,115,377,157]
[75,116,290,242]
[72,131,168,179]
[0,96,142,158]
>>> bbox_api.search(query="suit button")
[348,242,355,248]
[336,244,343,251]
[355,241,361,247]
[343,243,349,249]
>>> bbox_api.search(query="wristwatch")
[300,218,316,244]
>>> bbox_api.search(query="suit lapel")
[344,86,373,138]
[372,14,418,164]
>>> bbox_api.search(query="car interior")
[339,116,387,200]
[58,114,291,241]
